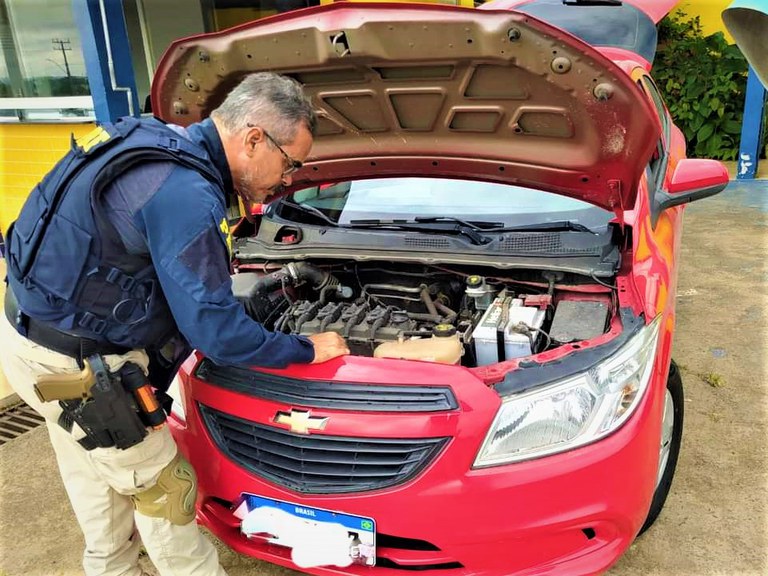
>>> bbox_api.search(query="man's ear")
[244,125,264,156]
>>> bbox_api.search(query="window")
[0,0,93,121]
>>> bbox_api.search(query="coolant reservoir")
[373,325,463,364]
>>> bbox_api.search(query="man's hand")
[308,332,350,364]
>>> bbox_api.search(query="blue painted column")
[72,0,139,123]
[737,66,767,180]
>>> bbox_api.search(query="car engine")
[232,261,612,367]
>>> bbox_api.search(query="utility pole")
[51,37,72,79]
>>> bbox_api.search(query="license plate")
[235,493,376,568]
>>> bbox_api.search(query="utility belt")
[4,290,166,451]
[4,288,129,365]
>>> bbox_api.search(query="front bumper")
[171,354,665,576]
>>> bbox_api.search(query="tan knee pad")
[132,453,197,525]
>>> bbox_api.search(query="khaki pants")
[0,314,227,576]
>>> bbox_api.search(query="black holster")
[58,355,147,450]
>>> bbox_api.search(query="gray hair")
[211,72,316,143]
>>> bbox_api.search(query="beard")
[238,164,285,202]
[236,166,286,220]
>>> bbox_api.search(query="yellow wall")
[674,0,734,41]
[0,123,94,236]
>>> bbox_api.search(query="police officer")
[0,72,349,576]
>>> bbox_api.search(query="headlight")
[474,315,662,467]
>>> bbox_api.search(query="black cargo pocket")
[28,214,93,300]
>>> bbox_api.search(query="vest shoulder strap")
[89,120,225,270]
[13,116,224,277]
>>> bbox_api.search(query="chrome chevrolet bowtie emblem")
[273,409,328,434]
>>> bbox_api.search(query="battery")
[504,303,546,359]
[472,297,545,365]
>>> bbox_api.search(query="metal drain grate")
[0,403,45,444]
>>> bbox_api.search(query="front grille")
[376,558,464,571]
[200,405,449,494]
[195,359,458,412]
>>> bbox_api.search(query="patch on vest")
[178,224,230,294]
[219,217,232,256]
[75,126,111,153]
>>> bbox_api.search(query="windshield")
[282,177,612,230]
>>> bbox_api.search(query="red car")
[152,1,729,574]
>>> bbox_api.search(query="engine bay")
[232,261,614,367]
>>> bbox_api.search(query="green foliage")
[0,75,90,98]
[653,12,749,160]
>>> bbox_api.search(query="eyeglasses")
[247,123,303,176]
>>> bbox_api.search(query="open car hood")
[151,3,660,214]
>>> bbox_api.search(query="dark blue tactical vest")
[5,116,224,349]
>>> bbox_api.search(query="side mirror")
[653,158,729,225]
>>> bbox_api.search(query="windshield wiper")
[412,216,506,230]
[496,220,597,234]
[277,201,594,242]
[352,217,595,235]
[278,202,492,244]
[347,219,492,246]
[281,198,339,227]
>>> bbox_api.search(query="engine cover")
[286,300,421,356]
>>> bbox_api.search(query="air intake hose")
[252,262,338,294]
[286,262,338,290]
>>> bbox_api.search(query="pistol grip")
[34,364,95,403]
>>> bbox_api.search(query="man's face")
[236,123,313,207]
